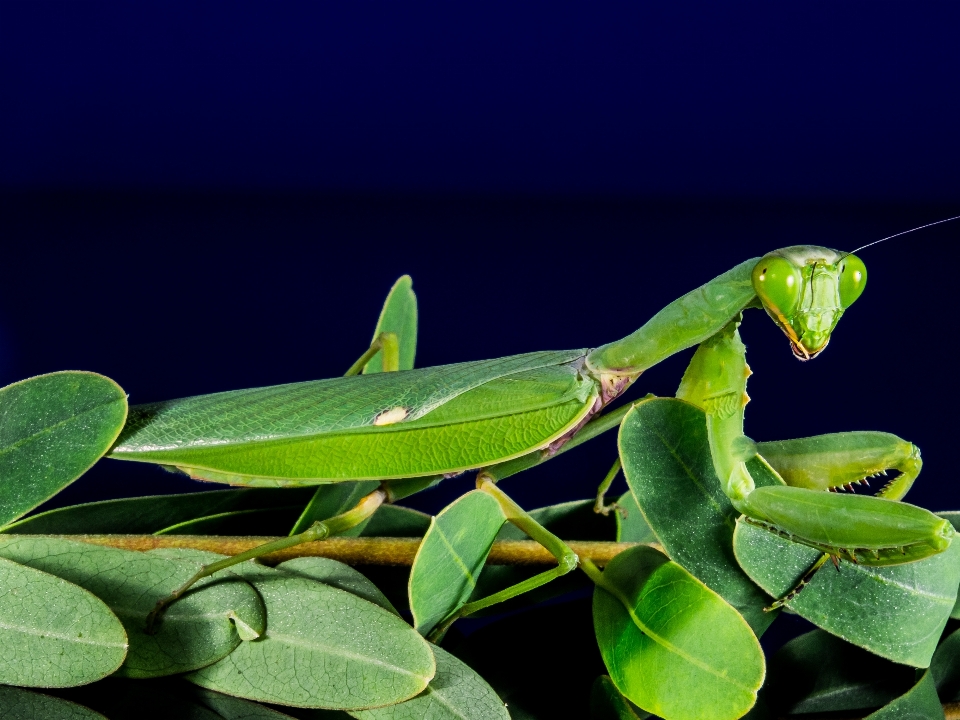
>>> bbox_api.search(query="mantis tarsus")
[107,247,953,628]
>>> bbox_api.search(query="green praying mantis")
[107,242,954,629]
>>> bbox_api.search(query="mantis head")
[752,246,867,360]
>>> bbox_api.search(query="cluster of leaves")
[2,277,960,720]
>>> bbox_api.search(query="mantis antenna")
[842,214,960,258]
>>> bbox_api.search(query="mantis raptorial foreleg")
[676,317,950,599]
[757,433,922,501]
[146,487,388,631]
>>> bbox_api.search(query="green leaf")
[409,490,506,635]
[349,645,508,720]
[589,676,650,719]
[0,554,126,687]
[618,398,778,635]
[0,371,127,527]
[275,556,399,616]
[187,563,436,710]
[734,518,960,667]
[0,537,265,678]
[865,670,943,719]
[290,481,381,536]
[614,492,656,544]
[449,596,603,718]
[930,626,960,701]
[191,686,300,719]
[56,678,236,719]
[159,506,311,536]
[363,275,418,375]
[765,629,913,714]
[0,687,107,720]
[592,545,764,720]
[3,487,316,535]
[360,504,431,537]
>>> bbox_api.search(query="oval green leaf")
[589,675,650,719]
[0,554,127,687]
[766,630,913,715]
[191,686,301,719]
[349,645,508,720]
[362,275,418,375]
[360,504,431,538]
[2,487,316,535]
[733,518,960,667]
[409,490,506,635]
[0,371,127,527]
[0,537,265,678]
[276,556,399,616]
[592,545,764,720]
[618,398,779,635]
[865,669,943,719]
[615,492,656,544]
[0,687,107,720]
[187,563,436,710]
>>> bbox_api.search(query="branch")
[21,534,643,567]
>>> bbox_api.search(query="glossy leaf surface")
[188,564,436,710]
[615,492,656,544]
[409,490,506,635]
[0,554,126,687]
[0,537,265,678]
[592,545,764,720]
[0,371,127,527]
[618,398,778,634]
[734,518,960,667]
[349,645,508,720]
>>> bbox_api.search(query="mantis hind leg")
[757,432,922,501]
[593,457,625,516]
[424,474,579,642]
[344,331,401,376]
[145,487,387,631]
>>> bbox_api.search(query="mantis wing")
[110,350,597,484]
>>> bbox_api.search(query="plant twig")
[22,534,643,567]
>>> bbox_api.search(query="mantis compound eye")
[752,255,802,319]
[838,253,867,309]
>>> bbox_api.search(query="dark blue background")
[2,3,959,518]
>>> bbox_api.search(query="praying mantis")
[106,244,953,628]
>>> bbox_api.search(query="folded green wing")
[110,350,597,484]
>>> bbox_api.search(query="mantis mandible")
[107,245,953,628]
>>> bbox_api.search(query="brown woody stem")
[16,534,641,567]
